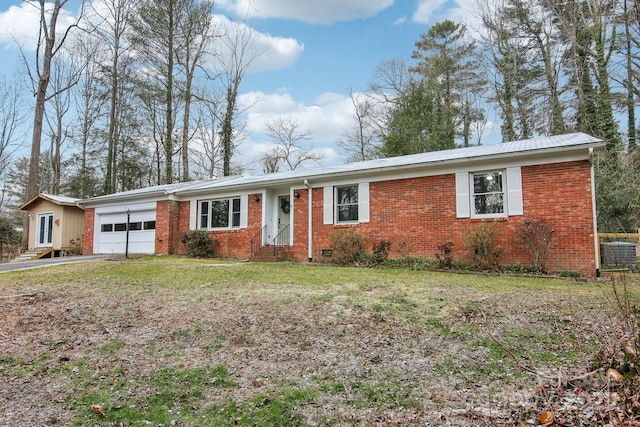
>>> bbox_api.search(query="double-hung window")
[336,185,359,223]
[200,197,241,229]
[456,168,522,218]
[472,171,504,216]
[323,183,369,225]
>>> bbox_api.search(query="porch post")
[305,179,312,262]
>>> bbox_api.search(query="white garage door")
[97,210,156,254]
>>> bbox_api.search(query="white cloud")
[218,0,394,24]
[231,89,358,171]
[206,15,304,73]
[0,2,79,51]
[412,0,483,31]
[238,90,354,143]
[393,16,407,26]
[411,0,448,24]
[0,3,303,74]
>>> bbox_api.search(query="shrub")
[462,222,502,270]
[517,218,553,273]
[67,237,83,255]
[182,230,216,258]
[329,229,366,265]
[435,241,454,269]
[372,240,391,264]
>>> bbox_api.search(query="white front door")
[36,213,54,247]
[277,195,290,245]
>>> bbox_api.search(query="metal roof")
[19,193,81,211]
[80,132,604,205]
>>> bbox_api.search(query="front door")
[277,195,290,245]
[36,213,54,247]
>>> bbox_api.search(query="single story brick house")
[79,133,605,277]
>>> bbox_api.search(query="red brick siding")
[155,200,181,255]
[291,188,309,260]
[82,208,95,255]
[290,160,597,277]
[84,160,594,276]
[175,196,264,259]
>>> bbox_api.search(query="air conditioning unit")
[601,241,637,267]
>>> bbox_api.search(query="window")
[200,201,209,229]
[143,221,156,230]
[336,185,359,223]
[323,183,369,225]
[212,200,229,228]
[472,171,504,216]
[456,168,522,218]
[101,224,113,232]
[114,223,127,232]
[232,198,241,227]
[128,222,142,231]
[200,197,241,229]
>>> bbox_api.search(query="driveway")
[0,255,110,273]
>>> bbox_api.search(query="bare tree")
[87,0,137,194]
[43,57,73,195]
[0,79,26,183]
[64,35,103,198]
[191,88,224,178]
[261,116,323,172]
[23,0,84,200]
[175,0,216,181]
[215,20,263,176]
[336,90,380,162]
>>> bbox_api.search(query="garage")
[97,209,156,254]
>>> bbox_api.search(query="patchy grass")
[0,257,638,426]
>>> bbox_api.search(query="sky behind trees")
[0,0,488,170]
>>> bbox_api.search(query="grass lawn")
[0,257,637,426]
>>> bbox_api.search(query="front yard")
[0,258,638,426]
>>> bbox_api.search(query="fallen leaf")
[607,368,624,382]
[538,411,554,425]
[91,404,105,417]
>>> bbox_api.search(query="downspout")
[589,147,601,277]
[304,179,312,262]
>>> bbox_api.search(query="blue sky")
[0,0,484,172]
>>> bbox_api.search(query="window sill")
[469,217,508,223]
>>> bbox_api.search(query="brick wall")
[175,195,264,259]
[289,160,597,277]
[82,208,95,255]
[155,200,181,255]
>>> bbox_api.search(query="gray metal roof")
[174,132,604,195]
[81,132,604,205]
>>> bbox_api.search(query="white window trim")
[335,185,359,224]
[456,167,524,219]
[198,196,246,230]
[323,182,370,225]
[470,170,507,219]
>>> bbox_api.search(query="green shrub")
[462,222,502,270]
[329,229,366,265]
[517,218,553,273]
[182,230,216,258]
